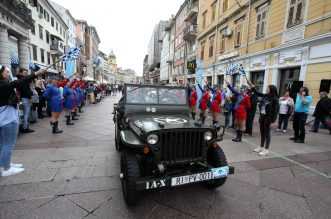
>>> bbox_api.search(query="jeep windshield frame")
[124,84,188,106]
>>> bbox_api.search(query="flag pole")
[44,58,62,71]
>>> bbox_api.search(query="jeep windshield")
[126,85,187,105]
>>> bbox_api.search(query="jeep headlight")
[204,131,213,141]
[147,134,159,145]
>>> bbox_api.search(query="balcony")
[184,1,198,22]
[0,0,34,28]
[50,35,65,56]
[183,25,198,42]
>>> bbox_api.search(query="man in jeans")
[311,92,331,134]
[290,87,313,143]
[17,69,34,133]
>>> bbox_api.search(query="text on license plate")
[171,166,229,186]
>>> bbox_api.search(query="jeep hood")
[126,114,208,133]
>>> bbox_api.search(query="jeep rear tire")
[121,150,140,206]
[115,119,123,151]
[203,146,228,189]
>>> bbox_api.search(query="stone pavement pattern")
[0,94,330,219]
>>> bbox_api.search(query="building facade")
[75,20,87,77]
[27,0,68,77]
[147,20,167,84]
[108,50,117,76]
[160,20,172,84]
[0,0,34,73]
[197,0,331,108]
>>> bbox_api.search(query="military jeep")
[113,84,234,206]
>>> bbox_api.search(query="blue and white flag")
[196,59,203,104]
[226,63,246,76]
[61,45,83,62]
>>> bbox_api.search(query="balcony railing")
[183,25,198,41]
[0,0,34,28]
[184,1,199,22]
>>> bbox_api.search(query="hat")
[241,84,249,90]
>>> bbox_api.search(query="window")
[234,21,243,47]
[287,0,304,28]
[220,32,225,53]
[60,27,62,35]
[31,25,35,35]
[223,0,228,12]
[32,45,37,60]
[38,4,43,15]
[47,52,51,65]
[39,25,43,40]
[209,35,215,57]
[40,48,45,63]
[200,41,205,60]
[202,11,207,29]
[256,9,268,39]
[46,31,50,44]
[211,3,216,21]
[51,17,54,27]
[56,22,58,31]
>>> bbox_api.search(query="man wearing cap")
[209,84,223,125]
[43,76,63,133]
[225,80,251,142]
[62,78,76,125]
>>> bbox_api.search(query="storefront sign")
[187,60,196,70]
[218,51,239,61]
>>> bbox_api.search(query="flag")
[60,45,82,62]
[196,59,203,105]
[226,63,246,77]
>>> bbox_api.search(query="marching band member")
[188,85,198,120]
[209,84,223,125]
[197,83,210,125]
[225,80,251,142]
[63,78,76,125]
[43,76,64,133]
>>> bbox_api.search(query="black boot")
[66,116,74,125]
[54,121,63,133]
[232,131,242,142]
[74,109,80,117]
[191,113,196,120]
[78,107,84,113]
[72,113,79,120]
[201,116,206,125]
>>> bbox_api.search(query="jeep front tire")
[121,150,140,206]
[115,118,123,151]
[203,146,228,189]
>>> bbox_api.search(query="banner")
[196,59,203,105]
[65,47,76,79]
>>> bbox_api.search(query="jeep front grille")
[160,130,204,165]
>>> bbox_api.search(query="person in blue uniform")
[63,79,76,125]
[43,76,63,133]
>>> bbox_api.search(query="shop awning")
[33,62,59,74]
[83,76,95,81]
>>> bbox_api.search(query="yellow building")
[197,0,331,108]
[108,50,117,75]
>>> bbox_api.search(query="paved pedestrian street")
[0,95,330,219]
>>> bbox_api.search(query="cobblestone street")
[0,94,330,219]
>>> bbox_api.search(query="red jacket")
[189,91,198,106]
[235,94,251,120]
[199,92,210,111]
[56,78,69,88]
[211,92,222,113]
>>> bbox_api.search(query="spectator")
[277,91,294,133]
[0,65,44,177]
[17,68,34,133]
[249,81,279,156]
[290,87,313,143]
[88,83,96,104]
[311,91,331,134]
[35,80,46,119]
[223,96,233,128]
[29,80,39,123]
[245,88,258,136]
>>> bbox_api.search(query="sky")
[51,0,184,76]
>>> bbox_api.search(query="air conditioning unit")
[224,28,233,37]
[39,13,43,18]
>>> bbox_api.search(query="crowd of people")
[188,80,331,156]
[0,65,121,177]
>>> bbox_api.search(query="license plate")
[171,166,229,186]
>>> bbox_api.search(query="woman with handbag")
[277,91,294,133]
[0,65,45,177]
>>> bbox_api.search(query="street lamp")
[92,63,96,81]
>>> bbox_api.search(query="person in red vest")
[189,85,198,120]
[225,80,251,142]
[197,83,210,124]
[209,84,223,125]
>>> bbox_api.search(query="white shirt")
[279,97,293,114]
